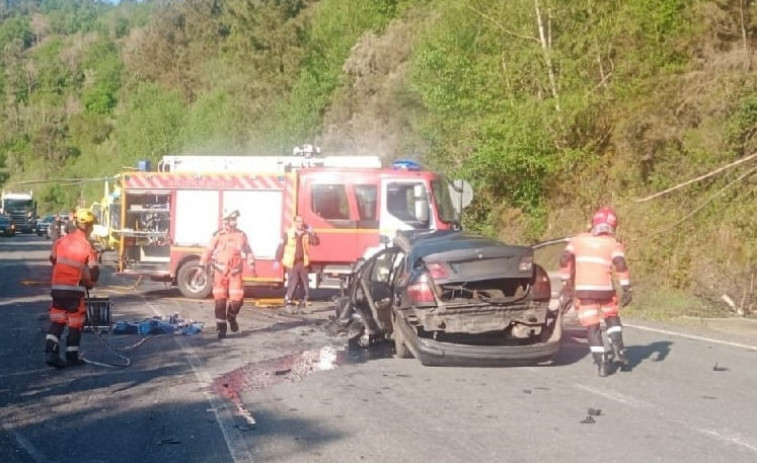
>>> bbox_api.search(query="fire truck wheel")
[177,259,213,299]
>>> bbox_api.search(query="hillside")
[1,0,756,318]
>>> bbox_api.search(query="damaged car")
[332,230,562,366]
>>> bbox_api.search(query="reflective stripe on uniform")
[589,345,607,353]
[576,256,612,266]
[216,318,227,324]
[66,345,79,352]
[575,284,615,291]
[578,309,600,319]
[606,325,623,335]
[46,334,60,343]
[56,257,86,270]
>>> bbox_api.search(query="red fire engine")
[116,148,460,298]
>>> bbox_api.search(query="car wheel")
[393,313,412,359]
[177,259,213,299]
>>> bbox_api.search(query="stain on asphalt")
[210,346,346,426]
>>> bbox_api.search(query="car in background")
[35,215,56,237]
[332,230,562,366]
[0,214,15,237]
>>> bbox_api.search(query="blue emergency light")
[391,159,422,171]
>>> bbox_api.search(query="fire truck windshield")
[386,182,431,229]
[431,179,458,225]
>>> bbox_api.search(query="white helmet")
[223,209,240,221]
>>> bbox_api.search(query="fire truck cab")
[116,148,460,299]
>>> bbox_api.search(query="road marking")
[697,428,757,453]
[142,298,255,463]
[573,384,648,408]
[0,421,50,463]
[0,295,49,307]
[624,323,757,350]
[576,384,757,455]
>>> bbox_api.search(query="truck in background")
[0,190,37,234]
[116,147,461,298]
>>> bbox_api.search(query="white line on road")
[573,384,649,408]
[624,323,757,351]
[0,295,49,307]
[143,299,255,463]
[575,384,757,455]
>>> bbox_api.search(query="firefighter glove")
[620,286,633,308]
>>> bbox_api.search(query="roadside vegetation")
[1,0,756,319]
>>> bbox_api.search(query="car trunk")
[411,245,553,340]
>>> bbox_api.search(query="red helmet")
[591,207,617,235]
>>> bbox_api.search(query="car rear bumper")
[395,312,563,367]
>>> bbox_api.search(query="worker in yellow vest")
[275,215,319,313]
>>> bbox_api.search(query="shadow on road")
[624,341,673,371]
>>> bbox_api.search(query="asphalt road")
[1,234,757,463]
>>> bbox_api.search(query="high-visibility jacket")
[559,232,630,300]
[201,228,253,276]
[50,228,99,295]
[281,228,311,268]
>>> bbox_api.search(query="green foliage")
[41,0,106,35]
[182,88,248,151]
[0,15,33,50]
[81,39,122,115]
[115,83,187,164]
[271,0,401,148]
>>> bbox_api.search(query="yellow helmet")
[75,208,97,225]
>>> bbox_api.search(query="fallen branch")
[634,152,757,202]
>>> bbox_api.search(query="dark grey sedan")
[332,230,562,366]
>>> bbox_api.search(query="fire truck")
[116,148,460,299]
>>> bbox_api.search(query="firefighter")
[559,207,632,377]
[200,209,255,339]
[44,208,100,368]
[274,215,319,313]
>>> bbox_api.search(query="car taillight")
[531,265,551,301]
[426,262,449,279]
[407,274,436,303]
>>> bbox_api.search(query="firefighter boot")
[66,351,86,367]
[44,339,67,369]
[227,301,242,333]
[611,342,630,370]
[217,322,227,339]
[593,352,610,377]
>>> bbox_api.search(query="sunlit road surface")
[1,235,756,463]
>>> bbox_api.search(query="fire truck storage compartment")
[122,191,171,266]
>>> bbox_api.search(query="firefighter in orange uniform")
[45,208,100,368]
[559,207,632,377]
[200,209,255,339]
